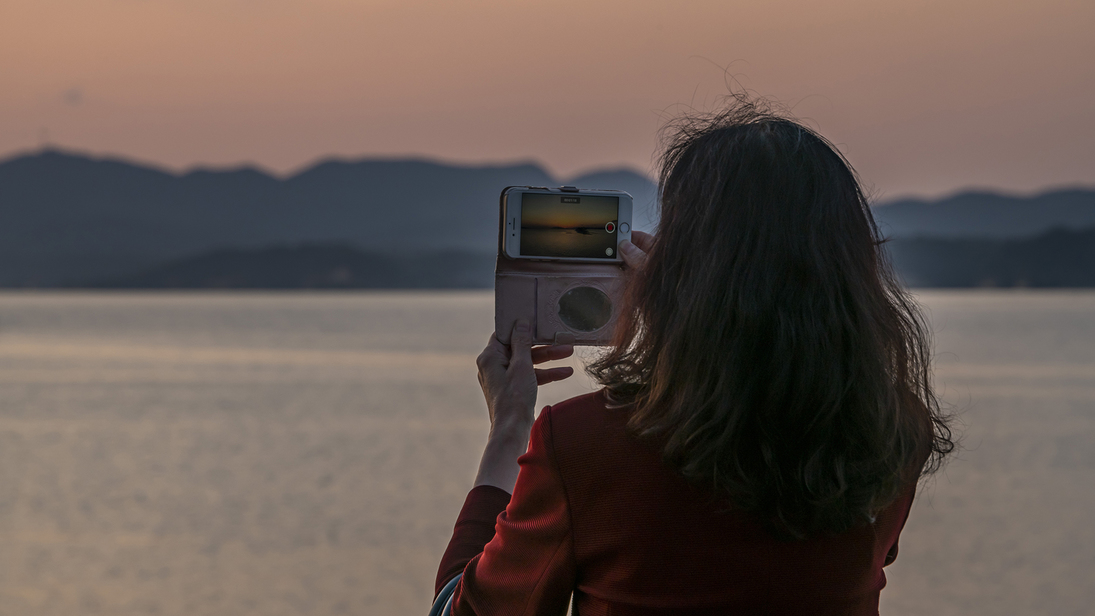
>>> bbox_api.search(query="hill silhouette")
[873,189,1095,239]
[887,227,1095,287]
[2,148,1094,287]
[98,245,495,289]
[95,227,1095,289]
[0,149,657,286]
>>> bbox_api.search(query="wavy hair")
[589,97,954,538]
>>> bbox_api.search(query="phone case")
[494,186,628,346]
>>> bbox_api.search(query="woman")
[435,98,953,615]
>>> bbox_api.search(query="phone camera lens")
[558,286,612,332]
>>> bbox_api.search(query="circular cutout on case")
[557,286,612,332]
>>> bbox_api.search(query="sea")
[520,227,617,260]
[0,291,1090,615]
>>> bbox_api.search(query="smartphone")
[502,187,633,261]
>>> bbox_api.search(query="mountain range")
[888,227,1095,287]
[95,228,1095,290]
[2,148,1094,288]
[873,189,1095,238]
[0,149,657,286]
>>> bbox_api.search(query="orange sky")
[521,194,619,229]
[1,0,1092,198]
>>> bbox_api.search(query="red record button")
[605,221,616,233]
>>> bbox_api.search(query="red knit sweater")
[436,391,916,615]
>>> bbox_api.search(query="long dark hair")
[589,97,953,538]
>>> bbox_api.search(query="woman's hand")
[473,319,574,492]
[619,230,654,270]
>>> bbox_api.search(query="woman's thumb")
[509,319,533,369]
[619,240,647,270]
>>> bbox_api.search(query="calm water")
[521,227,617,259]
[0,291,1091,615]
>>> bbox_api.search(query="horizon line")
[0,144,653,184]
[2,144,1093,202]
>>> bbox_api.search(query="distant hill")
[872,189,1095,239]
[886,227,1095,287]
[2,148,1094,287]
[0,149,657,286]
[99,245,495,289]
[89,227,1095,289]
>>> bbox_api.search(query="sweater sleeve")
[435,485,514,595]
[439,407,577,616]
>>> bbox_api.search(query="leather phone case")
[494,187,627,346]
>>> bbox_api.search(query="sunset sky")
[521,194,619,229]
[1,0,1092,199]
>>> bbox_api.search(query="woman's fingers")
[631,230,655,253]
[506,319,534,374]
[619,239,648,270]
[479,325,573,396]
[531,344,574,384]
[476,333,509,375]
[530,344,574,365]
[535,366,574,386]
[620,231,655,270]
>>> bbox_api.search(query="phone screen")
[520,193,621,259]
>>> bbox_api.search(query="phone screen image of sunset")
[520,194,620,259]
